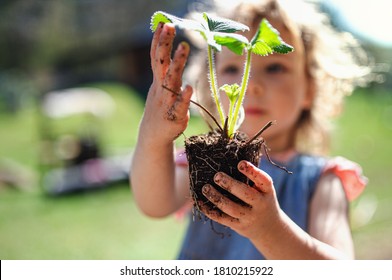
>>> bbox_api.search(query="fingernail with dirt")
[202,184,211,194]
[238,161,246,171]
[214,173,221,183]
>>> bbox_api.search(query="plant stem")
[228,99,235,130]
[229,50,252,136]
[207,46,225,127]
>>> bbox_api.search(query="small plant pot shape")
[151,12,293,216]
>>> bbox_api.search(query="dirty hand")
[140,22,193,143]
[200,160,282,241]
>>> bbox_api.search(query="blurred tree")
[320,1,391,90]
[0,0,195,68]
[0,0,196,107]
[0,0,390,112]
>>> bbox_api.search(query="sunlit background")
[1,0,391,259]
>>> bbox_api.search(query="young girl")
[130,0,369,259]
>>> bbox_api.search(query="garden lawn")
[0,84,391,259]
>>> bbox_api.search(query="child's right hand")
[140,22,193,145]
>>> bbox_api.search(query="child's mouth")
[245,107,265,116]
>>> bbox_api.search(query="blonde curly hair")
[184,0,370,155]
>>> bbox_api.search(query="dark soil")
[184,130,263,216]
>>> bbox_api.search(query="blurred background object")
[0,0,195,99]
[39,87,133,195]
[0,0,391,259]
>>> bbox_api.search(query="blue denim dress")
[177,154,327,259]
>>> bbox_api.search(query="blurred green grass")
[331,89,392,259]
[0,83,391,259]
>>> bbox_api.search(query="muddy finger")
[174,85,193,120]
[213,172,259,205]
[202,184,250,219]
[164,41,190,92]
[197,199,239,227]
[155,23,176,81]
[150,22,164,69]
[238,161,273,193]
[162,42,190,115]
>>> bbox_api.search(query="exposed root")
[210,220,225,239]
[262,142,293,174]
[185,130,263,233]
[161,84,223,131]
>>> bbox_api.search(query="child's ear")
[303,76,315,110]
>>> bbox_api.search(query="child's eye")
[266,63,286,74]
[222,65,240,75]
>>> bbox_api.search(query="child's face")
[216,20,312,152]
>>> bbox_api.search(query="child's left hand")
[199,160,281,241]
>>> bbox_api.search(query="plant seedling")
[151,11,294,138]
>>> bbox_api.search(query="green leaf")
[150,11,203,33]
[251,41,273,56]
[150,11,172,31]
[250,18,294,56]
[220,83,240,102]
[150,11,251,53]
[204,32,222,51]
[272,43,295,54]
[214,33,249,55]
[203,13,249,33]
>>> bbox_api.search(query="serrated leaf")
[272,43,294,54]
[251,41,274,56]
[250,18,294,56]
[203,12,249,33]
[150,11,203,33]
[150,11,254,54]
[214,32,249,55]
[150,11,172,31]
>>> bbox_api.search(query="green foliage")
[151,11,249,52]
[150,11,293,138]
[220,83,240,102]
[220,83,240,130]
[214,32,249,55]
[250,19,294,56]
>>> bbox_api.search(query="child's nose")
[247,75,264,96]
